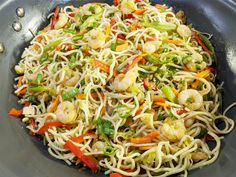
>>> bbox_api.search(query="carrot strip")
[139,146,155,150]
[123,55,144,74]
[130,131,160,144]
[192,31,212,55]
[196,68,212,78]
[172,87,179,97]
[152,95,166,103]
[134,9,145,15]
[116,42,129,52]
[8,108,23,117]
[143,78,149,90]
[154,102,168,107]
[17,87,27,96]
[92,59,110,73]
[49,95,60,113]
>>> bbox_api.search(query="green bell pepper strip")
[161,85,176,102]
[80,11,103,31]
[28,86,56,95]
[138,64,158,72]
[63,29,77,34]
[62,88,79,101]
[199,33,217,65]
[72,35,84,42]
[44,39,62,52]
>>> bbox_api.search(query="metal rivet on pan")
[12,21,22,32]
[0,42,4,53]
[16,7,25,18]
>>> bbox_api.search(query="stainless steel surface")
[0,0,236,177]
[16,7,25,18]
[12,21,22,32]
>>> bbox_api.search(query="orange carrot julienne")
[192,31,212,55]
[143,78,149,90]
[123,55,144,74]
[153,95,166,103]
[139,146,155,150]
[49,95,60,113]
[116,42,129,52]
[17,87,27,96]
[196,68,212,78]
[134,9,145,15]
[130,131,160,144]
[8,108,23,117]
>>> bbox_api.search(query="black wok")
[0,0,236,177]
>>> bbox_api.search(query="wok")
[0,0,236,177]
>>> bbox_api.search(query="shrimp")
[178,89,203,111]
[55,101,77,124]
[54,13,68,29]
[87,29,106,49]
[113,71,138,92]
[79,3,102,16]
[120,0,137,14]
[161,119,186,142]
[142,41,161,54]
[92,141,105,152]
[185,53,207,71]
[177,24,192,38]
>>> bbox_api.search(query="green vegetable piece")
[161,85,176,102]
[157,114,165,121]
[39,53,48,63]
[68,55,77,69]
[63,28,77,34]
[110,43,117,51]
[94,118,114,138]
[115,104,131,119]
[142,21,177,32]
[103,146,115,156]
[62,88,79,101]
[37,73,43,84]
[80,12,103,31]
[199,33,217,65]
[145,152,156,165]
[196,128,208,139]
[139,64,158,72]
[28,86,48,92]
[72,35,84,42]
[28,95,38,104]
[80,79,86,86]
[44,39,62,52]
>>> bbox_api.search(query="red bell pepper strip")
[37,121,67,134]
[51,6,60,29]
[8,108,23,117]
[123,55,144,74]
[70,133,97,144]
[64,140,99,173]
[110,173,127,177]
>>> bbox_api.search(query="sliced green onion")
[62,88,79,101]
[63,28,77,34]
[110,42,117,51]
[44,39,62,52]
[72,35,84,42]
[161,85,176,102]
